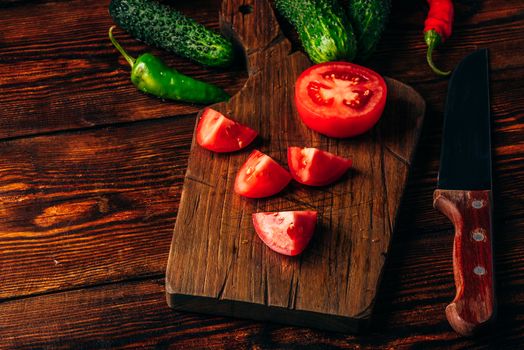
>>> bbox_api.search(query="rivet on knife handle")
[433,189,496,336]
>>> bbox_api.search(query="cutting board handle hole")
[238,4,253,15]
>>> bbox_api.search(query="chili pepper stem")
[109,26,136,67]
[425,29,451,76]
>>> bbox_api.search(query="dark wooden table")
[1,0,523,348]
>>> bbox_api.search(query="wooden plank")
[0,0,245,139]
[0,0,521,346]
[0,116,194,299]
[0,100,520,302]
[2,218,524,349]
[165,0,426,332]
[0,0,521,314]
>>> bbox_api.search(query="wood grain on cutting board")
[166,0,425,332]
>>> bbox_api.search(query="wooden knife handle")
[433,189,496,336]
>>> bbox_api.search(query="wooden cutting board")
[166,0,425,332]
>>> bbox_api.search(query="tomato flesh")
[252,211,317,256]
[196,108,257,153]
[234,150,291,198]
[295,62,387,138]
[287,147,352,186]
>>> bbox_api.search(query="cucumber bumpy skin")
[347,0,391,61]
[275,0,358,63]
[109,0,234,67]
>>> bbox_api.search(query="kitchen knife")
[434,48,496,336]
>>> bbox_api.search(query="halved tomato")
[252,211,317,256]
[295,62,387,138]
[196,108,257,152]
[287,147,352,186]
[234,150,291,198]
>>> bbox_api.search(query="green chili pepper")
[109,26,230,104]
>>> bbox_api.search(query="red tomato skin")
[234,150,292,198]
[294,62,387,138]
[287,147,352,186]
[295,97,386,138]
[196,108,258,153]
[252,211,317,256]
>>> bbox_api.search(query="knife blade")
[433,48,496,336]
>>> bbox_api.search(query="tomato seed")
[322,71,368,83]
[307,81,334,106]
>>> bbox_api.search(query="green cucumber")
[347,0,391,60]
[109,0,234,67]
[274,0,358,63]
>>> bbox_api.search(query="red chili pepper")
[424,0,454,76]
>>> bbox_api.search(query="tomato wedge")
[234,150,291,198]
[287,147,352,186]
[295,62,387,138]
[196,108,257,153]
[252,211,317,256]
